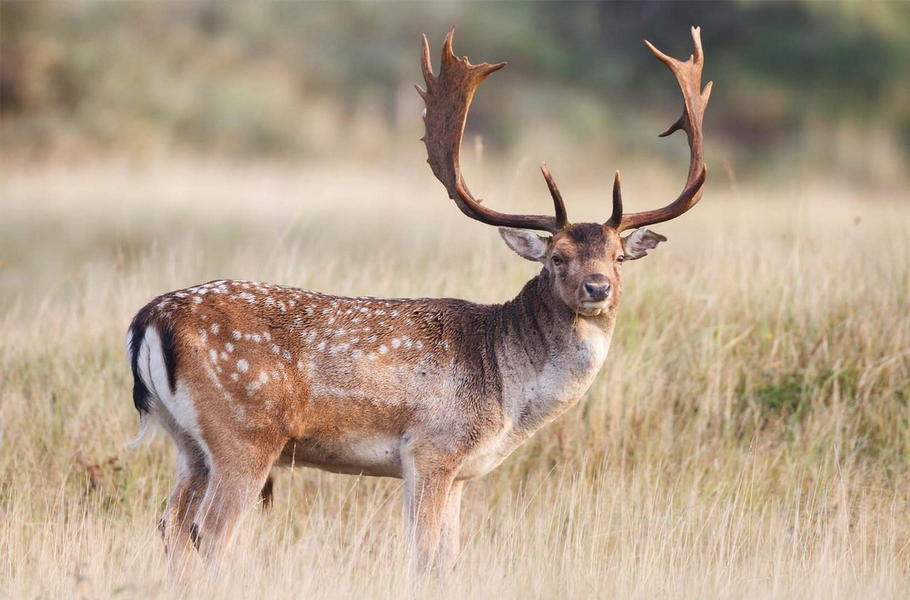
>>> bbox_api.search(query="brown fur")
[129,23,711,580]
[128,222,654,578]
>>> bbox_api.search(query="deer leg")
[159,438,209,582]
[402,448,457,575]
[192,437,284,573]
[436,479,464,575]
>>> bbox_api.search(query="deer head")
[418,27,711,317]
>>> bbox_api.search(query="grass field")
[1,157,909,598]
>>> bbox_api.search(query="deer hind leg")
[191,434,285,573]
[159,446,209,582]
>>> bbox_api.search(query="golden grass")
[1,158,909,598]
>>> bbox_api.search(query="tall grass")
[1,160,908,598]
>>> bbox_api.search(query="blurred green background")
[2,1,909,188]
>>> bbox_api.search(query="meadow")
[1,156,908,599]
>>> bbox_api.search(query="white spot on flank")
[225,342,234,353]
[392,338,401,349]
[209,349,218,363]
[297,360,304,370]
[379,345,388,355]
[352,349,363,359]
[416,341,424,350]
[263,331,272,341]
[317,341,326,351]
[237,359,249,373]
[233,330,242,340]
[252,334,262,343]
[259,371,269,384]
[193,296,203,304]
[220,352,229,361]
[306,331,316,344]
[271,344,280,354]
[282,349,292,361]
[210,323,220,335]
[231,373,239,382]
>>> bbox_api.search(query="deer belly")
[278,434,403,478]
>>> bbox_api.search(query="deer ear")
[499,228,549,263]
[622,228,667,260]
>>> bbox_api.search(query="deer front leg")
[436,479,464,575]
[402,445,458,576]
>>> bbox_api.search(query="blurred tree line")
[1,1,908,183]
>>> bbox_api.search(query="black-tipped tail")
[127,302,179,414]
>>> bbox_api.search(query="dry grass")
[1,158,909,599]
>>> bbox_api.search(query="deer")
[126,26,711,579]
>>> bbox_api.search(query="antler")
[607,26,712,232]
[418,27,569,234]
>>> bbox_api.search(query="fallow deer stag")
[127,26,711,578]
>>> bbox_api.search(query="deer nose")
[582,274,611,302]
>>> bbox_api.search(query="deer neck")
[495,270,616,439]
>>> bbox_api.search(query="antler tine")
[418,27,569,234]
[611,26,712,233]
[606,170,623,227]
[540,162,569,230]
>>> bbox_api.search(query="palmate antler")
[417,27,569,234]
[418,26,711,235]
[607,27,712,232]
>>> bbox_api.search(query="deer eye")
[551,254,564,266]
[616,255,626,264]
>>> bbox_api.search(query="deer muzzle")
[581,274,611,303]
